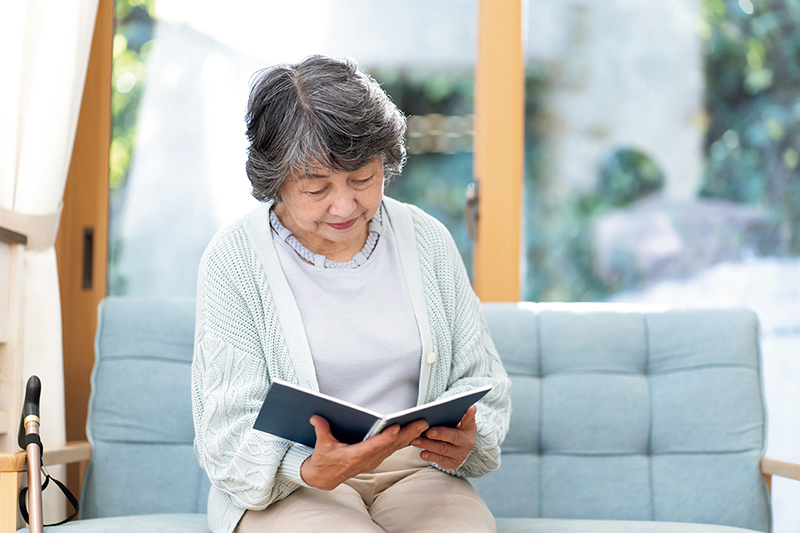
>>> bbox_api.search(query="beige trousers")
[235,447,496,533]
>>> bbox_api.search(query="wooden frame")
[55,0,111,501]
[761,457,800,493]
[472,0,525,302]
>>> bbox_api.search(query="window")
[109,0,478,297]
[522,2,800,529]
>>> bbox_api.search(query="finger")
[410,436,454,458]
[423,425,467,446]
[457,405,478,430]
[358,424,401,452]
[309,415,339,448]
[363,421,428,456]
[373,421,428,454]
[418,449,461,470]
[395,420,429,443]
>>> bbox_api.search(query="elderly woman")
[191,55,511,533]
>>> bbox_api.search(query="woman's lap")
[234,448,496,533]
[368,462,496,532]
[235,482,384,533]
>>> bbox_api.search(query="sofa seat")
[16,514,210,533]
[18,515,762,533]
[495,519,762,532]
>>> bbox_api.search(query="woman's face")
[274,156,384,258]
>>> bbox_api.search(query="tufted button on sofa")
[6,298,798,533]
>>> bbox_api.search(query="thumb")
[310,415,338,448]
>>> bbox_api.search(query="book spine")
[365,419,387,440]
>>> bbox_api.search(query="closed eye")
[353,175,374,186]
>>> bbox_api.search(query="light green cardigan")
[191,197,512,533]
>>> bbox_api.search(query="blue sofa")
[13,298,782,532]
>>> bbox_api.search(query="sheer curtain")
[0,0,99,519]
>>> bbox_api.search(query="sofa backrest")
[81,298,770,532]
[473,303,770,532]
[81,297,208,518]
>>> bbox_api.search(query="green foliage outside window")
[108,3,800,300]
[524,0,800,302]
[700,0,800,254]
[374,68,477,274]
[109,0,156,295]
[111,0,156,191]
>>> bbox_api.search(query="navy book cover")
[253,379,491,448]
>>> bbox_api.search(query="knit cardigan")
[191,197,512,533]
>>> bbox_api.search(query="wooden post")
[473,0,524,302]
[0,471,23,533]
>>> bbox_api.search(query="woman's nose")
[328,186,355,216]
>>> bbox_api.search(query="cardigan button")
[426,352,437,364]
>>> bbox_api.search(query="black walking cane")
[17,375,79,532]
[18,376,43,533]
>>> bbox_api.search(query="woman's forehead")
[297,156,382,179]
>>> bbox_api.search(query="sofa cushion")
[17,515,762,533]
[16,513,210,533]
[81,298,208,519]
[475,303,770,533]
[495,518,763,533]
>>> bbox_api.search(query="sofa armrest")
[0,441,91,533]
[761,457,800,493]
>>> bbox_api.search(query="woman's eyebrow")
[304,170,330,179]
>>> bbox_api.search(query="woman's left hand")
[410,404,477,470]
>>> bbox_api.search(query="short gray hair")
[245,55,407,202]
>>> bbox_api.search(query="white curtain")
[0,0,100,519]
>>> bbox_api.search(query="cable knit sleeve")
[443,237,512,478]
[409,206,512,479]
[191,228,307,512]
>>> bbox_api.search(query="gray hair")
[245,55,407,202]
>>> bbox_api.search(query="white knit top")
[270,203,422,414]
[191,197,511,533]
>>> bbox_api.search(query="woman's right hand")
[300,415,429,491]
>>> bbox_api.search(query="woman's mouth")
[327,218,358,230]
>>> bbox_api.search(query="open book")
[253,379,492,448]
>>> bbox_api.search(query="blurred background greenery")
[110,0,156,295]
[111,0,156,192]
[110,0,800,301]
[521,0,800,301]
[376,68,477,274]
[701,0,800,253]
